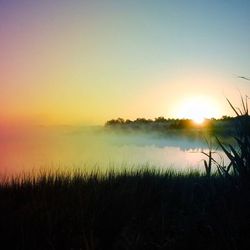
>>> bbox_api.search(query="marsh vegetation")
[0,97,250,250]
[1,169,250,250]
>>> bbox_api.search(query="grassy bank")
[1,169,250,250]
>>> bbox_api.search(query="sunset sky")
[1,0,250,126]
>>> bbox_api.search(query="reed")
[1,169,248,250]
[215,96,250,182]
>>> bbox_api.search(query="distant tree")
[154,116,167,123]
[105,118,125,126]
[178,119,192,129]
[116,118,125,124]
[221,115,232,120]
[134,118,152,124]
[105,119,117,126]
[125,119,132,124]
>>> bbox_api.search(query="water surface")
[0,126,226,176]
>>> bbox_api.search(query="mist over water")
[0,125,226,176]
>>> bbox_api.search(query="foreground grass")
[1,169,250,250]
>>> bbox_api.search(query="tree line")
[105,116,234,130]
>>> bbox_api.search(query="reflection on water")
[0,126,227,176]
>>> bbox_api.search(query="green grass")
[1,169,250,250]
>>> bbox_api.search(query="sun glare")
[176,96,220,124]
[193,116,205,125]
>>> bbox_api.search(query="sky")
[1,0,250,126]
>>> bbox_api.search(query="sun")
[176,96,220,124]
[192,116,205,125]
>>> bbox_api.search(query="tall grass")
[1,168,250,250]
[215,96,250,183]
